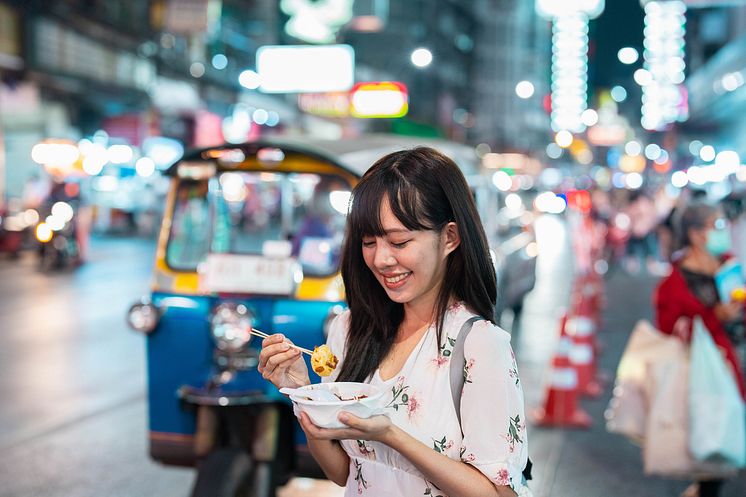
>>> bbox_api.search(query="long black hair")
[336,147,497,383]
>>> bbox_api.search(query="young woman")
[259,147,530,497]
[654,201,746,497]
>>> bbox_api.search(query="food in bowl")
[310,344,339,377]
[286,382,385,429]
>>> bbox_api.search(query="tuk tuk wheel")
[190,448,281,497]
[190,448,253,497]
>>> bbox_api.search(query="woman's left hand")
[298,411,395,444]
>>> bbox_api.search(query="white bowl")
[287,382,386,429]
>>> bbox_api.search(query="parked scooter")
[35,200,81,269]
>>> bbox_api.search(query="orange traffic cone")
[573,273,605,323]
[565,314,604,398]
[532,314,593,428]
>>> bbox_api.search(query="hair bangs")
[349,172,433,238]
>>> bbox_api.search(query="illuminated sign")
[641,1,688,130]
[257,44,355,93]
[281,0,354,44]
[298,92,351,117]
[535,0,604,19]
[349,81,408,118]
[587,124,627,146]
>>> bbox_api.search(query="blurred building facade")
[472,0,551,154]
[684,2,746,159]
[1,0,551,205]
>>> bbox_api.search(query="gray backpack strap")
[449,316,483,429]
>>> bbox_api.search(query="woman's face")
[690,213,723,249]
[361,197,459,313]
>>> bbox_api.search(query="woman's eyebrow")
[383,228,410,234]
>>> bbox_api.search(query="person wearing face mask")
[653,201,746,497]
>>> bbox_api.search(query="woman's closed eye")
[390,240,410,248]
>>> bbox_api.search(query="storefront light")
[211,54,228,70]
[625,141,642,156]
[252,108,269,125]
[220,173,247,203]
[581,109,598,126]
[189,62,205,78]
[239,70,261,90]
[135,157,156,178]
[546,143,563,159]
[644,144,662,161]
[31,142,80,167]
[625,173,644,190]
[634,69,653,86]
[515,81,535,99]
[610,86,627,102]
[82,144,108,175]
[715,151,740,173]
[492,171,512,192]
[266,111,280,127]
[688,140,703,156]
[618,47,639,65]
[699,145,716,162]
[671,170,688,188]
[555,130,574,148]
[411,48,433,68]
[107,144,134,164]
[143,137,184,168]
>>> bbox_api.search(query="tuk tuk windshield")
[166,172,351,276]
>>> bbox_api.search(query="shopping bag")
[606,320,683,442]
[604,320,664,442]
[643,342,737,478]
[688,317,746,468]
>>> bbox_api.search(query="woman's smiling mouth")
[382,272,412,288]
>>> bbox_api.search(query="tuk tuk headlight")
[211,303,254,353]
[127,300,160,333]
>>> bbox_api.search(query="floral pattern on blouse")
[322,306,532,497]
[356,440,375,459]
[353,460,369,494]
[509,349,520,386]
[502,415,525,454]
[385,376,422,421]
[463,357,476,385]
[432,435,455,454]
[385,376,410,411]
[495,467,512,486]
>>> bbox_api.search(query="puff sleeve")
[458,320,531,495]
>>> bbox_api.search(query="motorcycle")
[34,200,81,269]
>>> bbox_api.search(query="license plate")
[201,254,301,295]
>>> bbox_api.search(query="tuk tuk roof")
[166,134,480,179]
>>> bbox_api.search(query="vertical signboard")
[0,4,22,70]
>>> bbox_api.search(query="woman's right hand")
[258,334,310,389]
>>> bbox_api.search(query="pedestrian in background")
[625,190,661,274]
[259,147,531,496]
[653,201,746,497]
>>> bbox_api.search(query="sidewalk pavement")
[278,215,746,496]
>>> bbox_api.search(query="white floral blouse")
[321,303,532,497]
